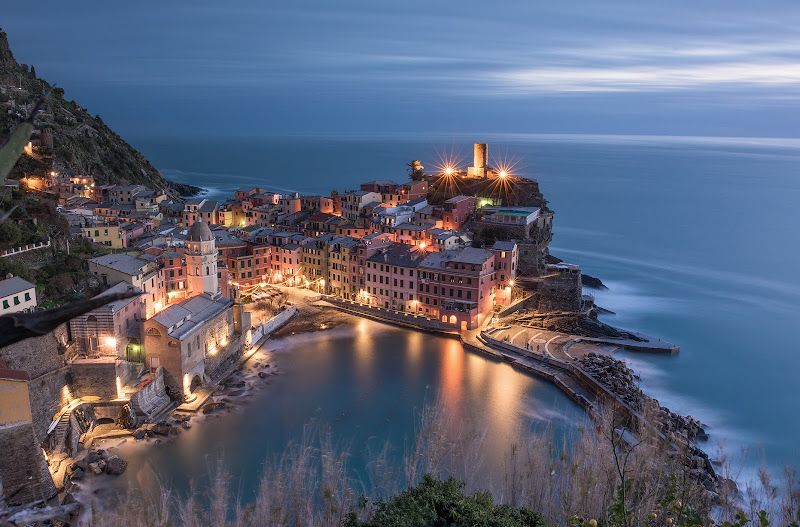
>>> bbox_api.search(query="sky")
[4,1,800,138]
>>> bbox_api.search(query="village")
[0,143,623,509]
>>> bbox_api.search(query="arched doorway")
[190,375,202,393]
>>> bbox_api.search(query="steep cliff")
[0,30,200,198]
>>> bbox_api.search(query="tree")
[330,189,339,200]
[406,160,424,181]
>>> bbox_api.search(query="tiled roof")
[0,276,35,298]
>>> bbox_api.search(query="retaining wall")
[322,297,455,334]
[251,305,297,344]
[0,422,57,505]
[71,361,118,400]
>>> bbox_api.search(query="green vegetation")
[471,226,513,248]
[0,189,68,250]
[346,475,545,527]
[0,238,106,306]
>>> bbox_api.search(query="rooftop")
[492,240,517,251]
[154,294,233,340]
[92,281,140,312]
[363,179,398,187]
[88,253,151,276]
[420,247,494,268]
[392,222,428,231]
[0,276,36,298]
[445,195,474,204]
[0,359,30,382]
[367,243,424,268]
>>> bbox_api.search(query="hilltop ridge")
[0,30,200,198]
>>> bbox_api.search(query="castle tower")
[186,221,218,296]
[468,143,488,177]
[40,127,54,150]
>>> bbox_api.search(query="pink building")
[491,241,518,306]
[441,195,476,231]
[417,247,499,330]
[363,243,423,311]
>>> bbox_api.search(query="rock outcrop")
[0,30,200,198]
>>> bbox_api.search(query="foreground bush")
[345,474,545,527]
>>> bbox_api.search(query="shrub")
[347,475,545,527]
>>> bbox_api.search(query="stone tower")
[186,221,218,296]
[468,143,488,177]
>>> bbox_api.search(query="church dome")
[187,221,214,242]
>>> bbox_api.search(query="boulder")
[105,456,127,475]
[133,428,147,440]
[202,402,227,415]
[182,421,192,429]
[151,422,171,436]
[70,467,85,481]
[88,462,104,475]
[62,493,77,505]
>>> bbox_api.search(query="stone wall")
[537,265,582,313]
[71,361,118,400]
[205,331,246,382]
[27,367,72,443]
[0,422,57,505]
[0,324,68,379]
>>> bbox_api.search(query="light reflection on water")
[103,320,583,501]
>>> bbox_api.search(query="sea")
[119,133,800,494]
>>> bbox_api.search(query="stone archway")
[190,375,202,393]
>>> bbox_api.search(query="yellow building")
[0,360,33,426]
[83,223,125,248]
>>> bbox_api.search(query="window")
[147,327,162,337]
[24,292,30,301]
[13,296,19,305]
[2,300,8,309]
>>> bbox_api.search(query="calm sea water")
[127,133,800,483]
[108,319,583,497]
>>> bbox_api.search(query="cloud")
[490,62,800,94]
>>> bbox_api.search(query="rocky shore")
[578,353,709,442]
[577,353,727,491]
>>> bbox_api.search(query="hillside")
[0,29,200,198]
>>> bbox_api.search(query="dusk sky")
[4,1,800,138]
